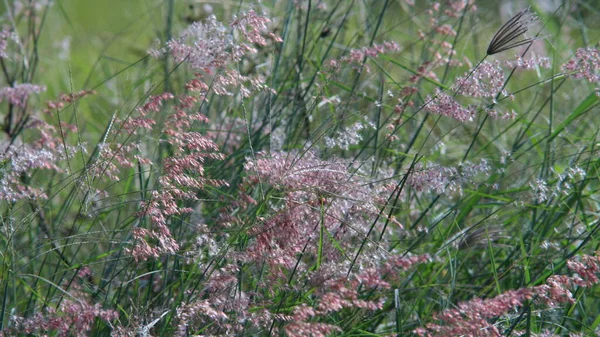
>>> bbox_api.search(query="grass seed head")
[487,7,538,55]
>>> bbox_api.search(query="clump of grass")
[1,1,600,337]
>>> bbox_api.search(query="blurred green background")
[0,0,598,136]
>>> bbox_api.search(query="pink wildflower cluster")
[230,9,282,52]
[409,61,443,84]
[121,92,170,133]
[422,1,476,33]
[442,0,477,18]
[284,321,342,337]
[535,252,600,307]
[561,47,600,87]
[172,266,395,336]
[43,89,96,113]
[408,160,491,195]
[161,10,280,70]
[0,89,94,201]
[0,83,45,107]
[324,118,375,150]
[241,151,385,268]
[315,272,388,314]
[2,271,118,337]
[87,93,157,181]
[92,142,149,181]
[163,15,230,69]
[171,263,253,335]
[513,331,584,337]
[505,55,551,69]
[157,12,279,99]
[277,254,432,335]
[485,107,518,120]
[435,24,457,37]
[122,6,276,269]
[408,2,477,84]
[5,300,118,337]
[415,251,600,337]
[126,88,227,262]
[0,29,16,58]
[328,41,400,72]
[452,61,506,98]
[283,272,388,336]
[173,150,430,335]
[0,144,58,201]
[529,166,586,203]
[424,89,477,122]
[211,68,274,97]
[174,300,229,337]
[415,288,535,337]
[383,253,433,274]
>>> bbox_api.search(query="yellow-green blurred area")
[1,0,155,89]
[2,0,600,93]
[0,0,598,137]
[33,0,255,92]
[0,1,234,136]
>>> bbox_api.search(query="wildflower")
[329,41,400,73]
[160,11,280,70]
[166,15,231,70]
[324,118,375,150]
[407,160,490,195]
[0,29,16,58]
[416,251,600,336]
[505,54,551,69]
[423,89,477,122]
[452,61,506,97]
[7,297,117,337]
[487,7,538,55]
[0,83,46,107]
[0,145,58,201]
[561,47,600,84]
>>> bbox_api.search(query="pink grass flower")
[0,83,45,107]
[0,29,17,58]
[7,298,117,337]
[505,55,551,69]
[230,9,282,47]
[161,10,280,71]
[126,88,227,262]
[328,41,400,72]
[424,89,477,122]
[416,251,600,336]
[452,61,507,98]
[166,15,231,70]
[0,144,61,201]
[561,47,600,86]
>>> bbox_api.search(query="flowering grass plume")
[415,251,600,337]
[486,7,539,55]
[424,88,477,122]
[451,61,506,98]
